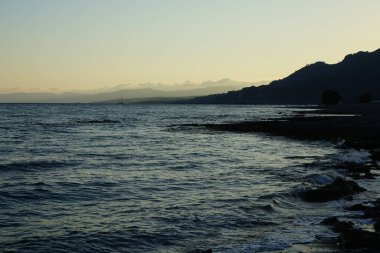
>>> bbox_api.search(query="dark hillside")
[189,49,380,104]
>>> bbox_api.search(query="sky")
[1,0,380,92]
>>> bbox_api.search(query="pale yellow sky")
[1,0,380,92]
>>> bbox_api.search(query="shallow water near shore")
[0,104,378,253]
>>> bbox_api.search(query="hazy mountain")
[95,79,262,93]
[0,79,265,103]
[189,49,380,104]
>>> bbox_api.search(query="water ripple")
[0,104,374,253]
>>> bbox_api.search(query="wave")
[0,229,180,253]
[0,160,76,172]
[76,119,120,124]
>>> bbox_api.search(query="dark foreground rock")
[346,199,380,221]
[320,217,354,233]
[341,162,373,173]
[332,221,354,233]
[350,172,376,180]
[321,216,339,225]
[371,150,380,161]
[360,201,380,221]
[374,221,380,232]
[301,178,366,202]
[339,228,380,249]
[345,203,371,211]
[340,162,378,180]
[186,249,212,253]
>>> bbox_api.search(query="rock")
[320,217,354,233]
[371,150,380,161]
[340,162,379,180]
[341,162,373,173]
[361,204,380,220]
[332,221,354,233]
[374,221,380,232]
[301,178,366,202]
[344,140,380,150]
[187,249,212,253]
[363,210,380,220]
[371,198,380,207]
[344,196,354,201]
[346,204,371,211]
[321,216,339,225]
[350,172,376,180]
[339,228,380,249]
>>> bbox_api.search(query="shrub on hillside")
[321,90,341,105]
[358,93,372,103]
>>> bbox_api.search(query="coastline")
[200,104,380,149]
[191,104,380,253]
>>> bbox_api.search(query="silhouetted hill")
[189,49,380,104]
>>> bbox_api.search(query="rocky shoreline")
[187,104,380,253]
[199,104,380,149]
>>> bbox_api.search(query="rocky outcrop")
[187,249,212,253]
[371,150,380,161]
[321,216,339,225]
[301,178,366,202]
[320,217,353,233]
[339,228,380,249]
[341,162,378,180]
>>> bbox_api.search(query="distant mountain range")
[0,79,262,103]
[189,49,380,104]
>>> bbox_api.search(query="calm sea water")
[0,104,377,253]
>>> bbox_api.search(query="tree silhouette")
[321,90,341,105]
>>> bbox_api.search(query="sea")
[0,104,379,253]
